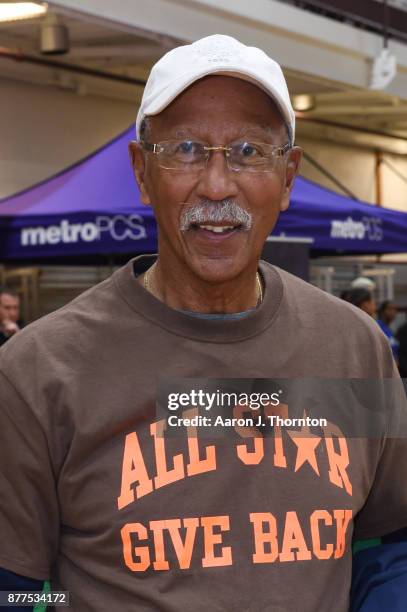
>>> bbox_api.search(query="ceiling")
[1,5,407,143]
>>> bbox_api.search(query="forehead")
[0,293,19,304]
[151,75,286,139]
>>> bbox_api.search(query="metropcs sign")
[20,215,147,247]
[19,213,384,248]
[330,216,383,241]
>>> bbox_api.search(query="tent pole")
[375,151,383,206]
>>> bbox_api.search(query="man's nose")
[195,150,239,202]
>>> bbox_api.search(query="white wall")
[297,137,377,204]
[0,78,136,198]
[297,137,407,211]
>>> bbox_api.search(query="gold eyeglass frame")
[142,140,292,172]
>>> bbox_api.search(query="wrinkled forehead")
[146,75,288,140]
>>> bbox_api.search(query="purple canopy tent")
[1,125,407,260]
[0,126,155,260]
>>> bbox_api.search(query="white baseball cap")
[136,34,295,144]
[350,277,376,290]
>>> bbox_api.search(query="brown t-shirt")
[0,256,406,612]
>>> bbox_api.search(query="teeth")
[199,225,235,233]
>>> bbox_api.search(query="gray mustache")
[180,199,252,231]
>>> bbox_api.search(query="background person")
[341,287,376,318]
[397,320,407,378]
[0,288,22,347]
[377,300,399,361]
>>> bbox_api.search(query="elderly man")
[0,35,406,612]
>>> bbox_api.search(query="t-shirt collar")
[113,254,284,343]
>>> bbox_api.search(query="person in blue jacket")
[377,300,400,362]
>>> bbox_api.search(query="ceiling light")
[0,2,47,22]
[292,94,315,112]
[40,12,69,55]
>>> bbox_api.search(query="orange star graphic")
[287,411,322,475]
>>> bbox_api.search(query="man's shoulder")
[270,263,388,343]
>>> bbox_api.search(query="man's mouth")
[179,199,252,237]
[189,222,243,236]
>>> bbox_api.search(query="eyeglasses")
[142,140,291,173]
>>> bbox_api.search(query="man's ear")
[129,141,151,206]
[280,146,302,212]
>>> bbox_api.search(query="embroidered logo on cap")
[193,36,243,64]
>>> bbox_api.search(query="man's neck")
[141,258,262,314]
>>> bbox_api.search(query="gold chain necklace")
[143,262,156,293]
[256,271,263,304]
[144,262,263,304]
